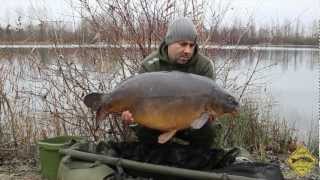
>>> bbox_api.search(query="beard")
[176,54,192,64]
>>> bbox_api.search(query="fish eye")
[228,96,238,105]
[227,96,234,101]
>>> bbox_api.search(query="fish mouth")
[226,106,240,118]
[230,110,240,118]
[232,106,240,116]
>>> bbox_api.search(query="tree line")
[0,1,317,46]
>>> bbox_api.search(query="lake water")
[244,50,317,141]
[208,49,318,141]
[0,46,318,141]
[272,51,318,140]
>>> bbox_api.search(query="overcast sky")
[0,0,318,28]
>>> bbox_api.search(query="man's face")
[167,41,196,64]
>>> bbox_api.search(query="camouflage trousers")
[133,121,223,148]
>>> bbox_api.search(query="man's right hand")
[121,110,134,124]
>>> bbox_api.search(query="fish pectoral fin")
[158,130,178,144]
[190,112,209,129]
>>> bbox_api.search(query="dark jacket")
[139,41,215,79]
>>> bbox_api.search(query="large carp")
[84,71,239,143]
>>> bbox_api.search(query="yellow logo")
[287,145,318,177]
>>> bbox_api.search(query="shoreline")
[0,44,318,51]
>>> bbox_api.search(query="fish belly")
[131,97,206,131]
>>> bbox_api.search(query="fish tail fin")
[83,92,109,111]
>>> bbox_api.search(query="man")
[122,17,222,147]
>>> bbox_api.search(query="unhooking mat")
[97,141,284,180]
[97,141,238,170]
[59,140,284,180]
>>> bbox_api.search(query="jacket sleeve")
[202,61,215,80]
[138,51,159,73]
[138,63,149,73]
[198,55,216,80]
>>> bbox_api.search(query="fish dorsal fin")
[190,112,209,129]
[158,130,177,144]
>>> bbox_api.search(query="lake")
[236,49,317,141]
[266,50,318,141]
[0,46,318,141]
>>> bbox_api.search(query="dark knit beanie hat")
[165,17,197,45]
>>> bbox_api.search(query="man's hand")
[208,114,215,122]
[121,110,134,124]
